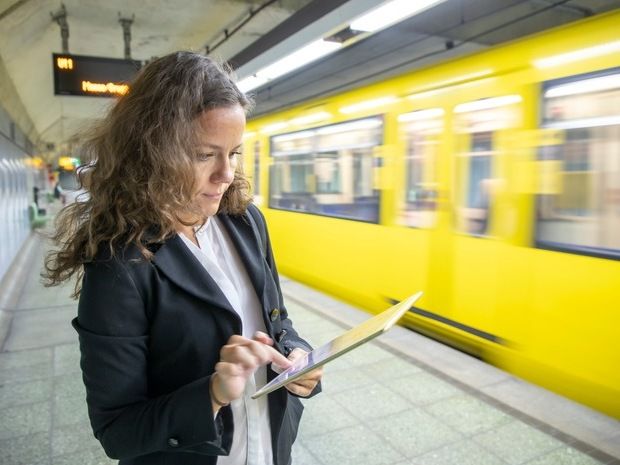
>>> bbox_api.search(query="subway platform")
[1,228,619,465]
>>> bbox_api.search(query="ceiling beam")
[228,0,349,69]
[0,0,31,22]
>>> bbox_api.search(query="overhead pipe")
[118,13,135,59]
[50,3,69,53]
[204,0,278,55]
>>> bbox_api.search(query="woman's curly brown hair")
[43,51,253,297]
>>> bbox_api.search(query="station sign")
[52,53,142,97]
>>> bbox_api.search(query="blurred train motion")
[243,11,620,418]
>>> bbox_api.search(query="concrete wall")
[0,130,33,283]
[0,55,43,284]
[0,55,37,149]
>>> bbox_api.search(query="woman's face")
[193,105,246,218]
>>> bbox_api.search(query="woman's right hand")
[211,332,291,409]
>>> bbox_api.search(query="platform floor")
[0,230,619,465]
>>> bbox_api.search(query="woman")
[44,51,321,465]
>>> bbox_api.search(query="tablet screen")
[252,291,422,399]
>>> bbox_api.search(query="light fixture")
[339,96,398,114]
[237,75,268,93]
[545,73,620,98]
[238,40,341,92]
[398,108,444,122]
[237,0,447,93]
[454,95,522,113]
[260,40,342,80]
[350,0,445,32]
[533,40,620,69]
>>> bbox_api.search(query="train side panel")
[245,10,620,418]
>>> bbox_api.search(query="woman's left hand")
[283,348,323,397]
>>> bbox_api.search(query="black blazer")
[73,205,317,465]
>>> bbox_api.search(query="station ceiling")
[0,0,618,159]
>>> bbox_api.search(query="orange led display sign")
[56,57,73,70]
[53,53,141,97]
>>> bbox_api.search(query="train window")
[536,69,620,259]
[454,95,522,236]
[269,117,382,222]
[315,152,341,194]
[398,108,443,228]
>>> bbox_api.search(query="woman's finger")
[300,367,323,381]
[245,338,292,368]
[286,348,308,363]
[226,334,248,345]
[290,377,319,390]
[285,382,313,397]
[222,336,291,371]
[215,361,245,377]
[253,331,273,346]
[265,344,292,369]
[225,345,262,371]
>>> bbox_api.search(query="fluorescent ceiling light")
[237,75,268,93]
[398,108,444,122]
[260,40,342,80]
[339,96,398,114]
[533,40,620,68]
[290,111,332,126]
[454,95,522,113]
[545,74,620,98]
[240,40,342,92]
[238,0,446,93]
[351,0,445,33]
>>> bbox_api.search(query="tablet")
[252,291,423,399]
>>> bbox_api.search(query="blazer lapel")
[218,213,267,308]
[152,234,236,314]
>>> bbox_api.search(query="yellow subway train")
[243,10,620,419]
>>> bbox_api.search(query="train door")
[446,94,523,354]
[395,108,448,331]
[397,108,443,229]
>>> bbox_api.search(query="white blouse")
[180,217,273,465]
